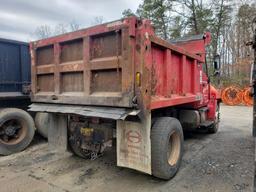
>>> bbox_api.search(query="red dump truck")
[29,17,220,180]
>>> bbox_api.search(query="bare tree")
[91,16,104,25]
[121,0,255,87]
[34,25,52,39]
[34,20,81,40]
[54,23,68,36]
[69,20,80,31]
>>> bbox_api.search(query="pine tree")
[137,0,172,39]
[122,9,136,18]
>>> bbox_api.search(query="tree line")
[34,1,256,87]
[123,0,256,87]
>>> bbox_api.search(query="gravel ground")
[0,105,254,192]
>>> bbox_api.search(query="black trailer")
[0,38,35,155]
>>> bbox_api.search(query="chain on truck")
[29,17,221,180]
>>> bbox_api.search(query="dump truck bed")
[0,38,30,98]
[30,17,208,110]
[31,19,135,107]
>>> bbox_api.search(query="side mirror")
[213,54,220,75]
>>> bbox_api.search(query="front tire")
[207,103,220,134]
[207,122,219,134]
[151,117,184,180]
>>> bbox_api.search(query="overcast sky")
[0,0,141,42]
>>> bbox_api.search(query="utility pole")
[250,18,256,192]
[247,18,256,137]
[252,19,256,137]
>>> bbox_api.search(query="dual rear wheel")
[50,114,215,180]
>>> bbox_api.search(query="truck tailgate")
[30,18,136,107]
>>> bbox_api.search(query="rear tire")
[35,112,49,138]
[69,137,91,159]
[151,117,184,180]
[68,126,91,159]
[0,108,35,155]
[207,122,219,134]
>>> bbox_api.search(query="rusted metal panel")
[91,69,122,92]
[37,74,54,92]
[29,103,139,120]
[91,31,122,59]
[30,17,210,110]
[171,32,211,61]
[31,19,134,107]
[149,37,205,110]
[36,45,54,66]
[150,36,205,63]
[61,72,84,92]
[60,39,83,62]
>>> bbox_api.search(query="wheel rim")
[0,118,27,145]
[167,131,181,166]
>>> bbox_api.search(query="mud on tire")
[151,117,184,180]
[0,108,35,155]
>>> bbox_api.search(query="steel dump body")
[30,17,209,112]
[0,38,31,108]
[0,38,30,97]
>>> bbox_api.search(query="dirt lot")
[0,105,254,192]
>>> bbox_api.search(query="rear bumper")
[29,103,139,120]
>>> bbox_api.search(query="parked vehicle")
[29,17,220,179]
[0,38,35,155]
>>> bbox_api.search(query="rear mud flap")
[117,114,151,174]
[48,113,68,152]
